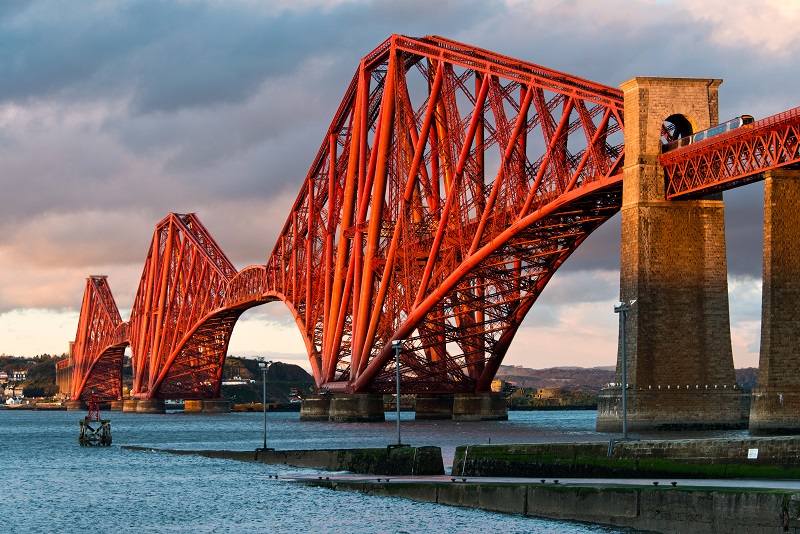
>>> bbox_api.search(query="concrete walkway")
[285,473,800,490]
[287,474,800,533]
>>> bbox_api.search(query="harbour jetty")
[123,436,800,533]
[121,445,444,476]
[453,437,800,479]
[293,475,800,534]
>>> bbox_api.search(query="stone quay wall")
[301,478,800,534]
[453,437,800,479]
[121,445,444,476]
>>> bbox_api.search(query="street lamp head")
[391,339,404,349]
[614,299,636,313]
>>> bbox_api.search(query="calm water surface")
[2,409,745,533]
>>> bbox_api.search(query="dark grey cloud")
[1,0,796,319]
[0,0,495,112]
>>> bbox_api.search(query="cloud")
[1,0,796,366]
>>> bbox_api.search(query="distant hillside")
[222,358,315,404]
[736,367,758,390]
[496,365,614,393]
[497,365,760,393]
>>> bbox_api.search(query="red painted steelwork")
[88,394,100,421]
[70,35,628,400]
[127,213,239,400]
[264,35,626,393]
[69,276,126,401]
[662,106,800,199]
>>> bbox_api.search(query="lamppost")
[390,339,407,448]
[256,360,274,452]
[614,300,636,440]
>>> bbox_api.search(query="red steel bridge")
[68,35,800,402]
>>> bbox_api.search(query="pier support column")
[109,400,124,411]
[184,400,204,413]
[750,170,800,435]
[299,394,332,421]
[122,399,138,412]
[328,394,385,422]
[202,399,231,413]
[135,399,166,414]
[596,77,745,432]
[452,393,508,421]
[414,394,454,420]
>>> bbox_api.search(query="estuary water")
[1,409,744,533]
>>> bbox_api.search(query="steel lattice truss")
[662,105,800,199]
[70,276,126,401]
[70,35,630,399]
[266,35,626,393]
[126,213,240,399]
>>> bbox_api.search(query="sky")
[2,0,798,371]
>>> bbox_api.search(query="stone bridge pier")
[597,77,747,432]
[749,169,800,435]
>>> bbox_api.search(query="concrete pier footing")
[135,399,166,414]
[122,399,138,412]
[299,393,386,422]
[414,394,454,420]
[299,395,332,421]
[452,393,508,421]
[109,400,124,411]
[66,400,88,411]
[301,392,507,422]
[329,394,385,422]
[750,390,800,435]
[597,389,748,432]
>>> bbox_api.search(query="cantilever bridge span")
[68,35,800,403]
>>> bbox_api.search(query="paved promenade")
[286,473,800,491]
[289,474,800,533]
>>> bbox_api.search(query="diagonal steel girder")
[69,276,126,401]
[69,35,628,399]
[262,35,626,393]
[126,213,238,399]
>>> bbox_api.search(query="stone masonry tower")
[596,77,747,431]
[749,169,800,435]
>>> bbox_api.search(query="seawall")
[121,445,444,476]
[296,477,800,534]
[453,437,800,479]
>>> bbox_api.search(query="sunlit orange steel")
[262,35,627,393]
[124,34,800,401]
[126,213,240,400]
[70,276,127,401]
[70,35,631,399]
[70,36,800,401]
[662,105,800,199]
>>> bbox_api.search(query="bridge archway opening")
[723,183,765,369]
[501,211,622,370]
[227,302,310,373]
[662,114,694,147]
